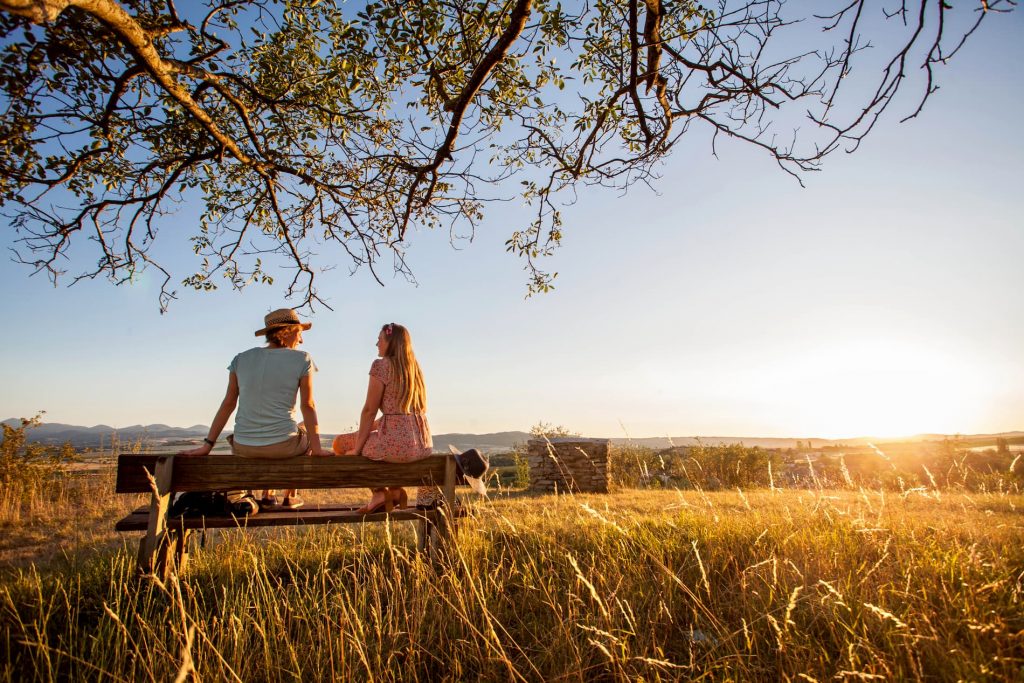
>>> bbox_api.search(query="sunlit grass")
[2,473,1023,681]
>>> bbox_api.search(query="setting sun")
[762,340,985,439]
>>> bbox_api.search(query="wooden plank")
[118,514,148,531]
[114,506,464,531]
[116,454,453,493]
[116,455,158,493]
[115,504,466,531]
[117,503,369,529]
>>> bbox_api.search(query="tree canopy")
[0,0,1012,310]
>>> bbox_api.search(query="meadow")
[1,451,1022,682]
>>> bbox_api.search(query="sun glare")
[766,340,984,439]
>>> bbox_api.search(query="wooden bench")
[115,453,464,577]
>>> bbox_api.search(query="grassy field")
[1,471,1023,681]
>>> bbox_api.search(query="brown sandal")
[356,490,391,515]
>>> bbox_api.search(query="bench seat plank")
[116,454,458,493]
[114,504,465,532]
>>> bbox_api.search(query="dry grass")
[1,474,1023,681]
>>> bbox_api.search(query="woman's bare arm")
[179,373,239,455]
[348,375,385,455]
[298,373,329,455]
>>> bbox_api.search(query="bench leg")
[139,456,174,576]
[433,506,448,544]
[138,532,173,580]
[141,528,192,580]
[417,511,447,557]
[156,533,173,580]
[139,519,174,577]
[136,536,148,574]
[426,509,456,563]
[423,453,457,560]
[174,529,192,573]
[139,511,169,575]
[416,515,429,554]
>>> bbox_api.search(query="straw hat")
[254,308,312,336]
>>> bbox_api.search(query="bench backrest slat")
[116,454,453,493]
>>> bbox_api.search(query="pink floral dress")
[332,358,433,461]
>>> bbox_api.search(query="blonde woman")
[182,308,329,513]
[333,323,433,513]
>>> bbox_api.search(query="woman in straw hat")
[332,322,435,513]
[181,308,329,513]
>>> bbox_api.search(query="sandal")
[258,494,279,509]
[356,490,392,515]
[390,488,408,510]
[282,494,304,510]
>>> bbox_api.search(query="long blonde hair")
[381,323,427,414]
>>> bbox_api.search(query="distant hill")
[1,419,211,447]
[0,419,536,452]
[606,436,819,449]
[430,431,532,453]
[4,419,1022,452]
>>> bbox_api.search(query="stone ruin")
[526,437,610,493]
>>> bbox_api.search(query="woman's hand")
[179,443,213,456]
[344,448,360,456]
[308,442,331,457]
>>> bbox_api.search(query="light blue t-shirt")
[228,347,317,446]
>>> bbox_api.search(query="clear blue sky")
[1,10,1021,440]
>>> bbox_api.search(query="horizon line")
[5,417,1022,444]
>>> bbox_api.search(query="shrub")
[678,443,781,489]
[510,449,531,488]
[529,421,580,439]
[0,414,77,493]
[608,444,667,488]
[609,442,783,490]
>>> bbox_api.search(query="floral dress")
[333,358,432,460]
[333,358,438,505]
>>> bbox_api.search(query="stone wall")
[527,438,610,493]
